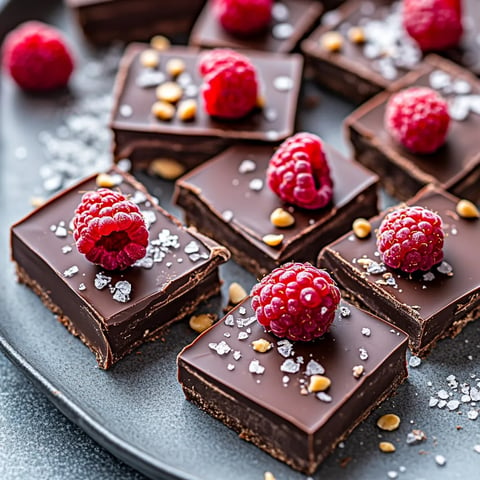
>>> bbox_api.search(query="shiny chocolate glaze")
[11,167,230,368]
[174,143,379,276]
[346,56,480,202]
[319,186,480,356]
[189,0,323,53]
[110,44,303,169]
[178,298,408,474]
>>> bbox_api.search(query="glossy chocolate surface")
[319,186,480,355]
[11,167,229,368]
[346,56,480,202]
[110,44,303,167]
[178,297,408,473]
[189,0,322,53]
[174,143,379,275]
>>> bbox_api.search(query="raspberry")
[403,0,463,51]
[2,21,74,91]
[384,87,450,154]
[213,0,273,36]
[251,263,340,342]
[198,49,258,119]
[376,206,444,273]
[266,132,333,210]
[73,189,149,271]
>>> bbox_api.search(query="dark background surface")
[1,1,480,479]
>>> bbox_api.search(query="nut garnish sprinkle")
[352,217,372,238]
[177,99,197,121]
[156,81,183,103]
[308,375,331,393]
[252,338,272,353]
[228,282,248,305]
[270,208,295,228]
[96,173,117,188]
[348,26,366,44]
[377,413,401,431]
[140,49,160,68]
[320,31,343,52]
[151,100,175,120]
[166,58,186,77]
[149,158,185,180]
[150,35,170,51]
[262,233,284,246]
[379,441,396,453]
[456,199,479,219]
[189,313,216,333]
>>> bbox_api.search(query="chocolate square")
[110,44,303,170]
[10,167,230,369]
[178,297,408,474]
[189,0,323,53]
[173,143,379,276]
[318,185,480,356]
[345,55,480,202]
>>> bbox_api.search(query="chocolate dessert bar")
[346,55,480,202]
[173,143,379,276]
[318,185,480,356]
[10,167,230,369]
[65,0,206,44]
[110,44,303,171]
[301,0,480,104]
[178,296,408,474]
[189,0,322,53]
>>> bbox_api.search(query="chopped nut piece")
[379,441,396,453]
[140,49,160,68]
[151,100,176,121]
[262,233,284,246]
[149,158,185,180]
[30,196,45,208]
[252,338,272,353]
[156,81,183,103]
[352,218,372,238]
[320,31,343,52]
[270,208,295,228]
[456,199,479,219]
[96,173,116,188]
[348,26,366,44]
[257,94,266,109]
[352,365,364,378]
[377,413,401,431]
[189,313,216,333]
[264,472,276,480]
[177,99,197,121]
[308,375,331,393]
[166,58,186,77]
[229,282,247,305]
[150,35,170,51]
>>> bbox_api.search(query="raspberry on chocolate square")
[345,55,480,203]
[318,185,480,356]
[10,167,230,369]
[173,140,379,276]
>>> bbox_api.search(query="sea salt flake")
[277,339,294,358]
[316,392,332,403]
[238,331,249,340]
[461,394,471,403]
[249,178,264,191]
[62,245,72,254]
[437,261,453,275]
[359,348,369,361]
[305,359,325,376]
[387,472,398,479]
[437,400,447,408]
[188,252,209,262]
[120,104,133,117]
[429,70,451,90]
[238,306,246,315]
[63,265,79,278]
[233,350,242,361]
[467,410,479,420]
[282,375,290,384]
[447,399,460,410]
[406,429,426,445]
[470,388,480,401]
[272,2,289,21]
[340,306,351,318]
[55,225,68,238]
[409,356,422,368]
[141,210,157,228]
[429,397,439,407]
[272,23,294,40]
[249,359,265,374]
[222,210,234,222]
[94,272,111,290]
[112,280,132,303]
[238,159,256,174]
[227,364,235,371]
[474,445,480,454]
[423,272,435,282]
[361,327,371,337]
[280,358,300,373]
[449,96,471,121]
[136,70,166,88]
[273,75,294,91]
[209,340,232,355]
[184,241,200,254]
[224,314,235,327]
[78,283,86,291]
[438,389,449,400]
[453,79,472,95]
[134,256,154,269]
[435,455,446,466]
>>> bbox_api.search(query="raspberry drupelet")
[251,262,341,342]
[376,205,444,273]
[213,0,273,36]
[267,132,334,210]
[2,21,74,91]
[384,87,450,154]
[198,48,258,119]
[73,189,149,271]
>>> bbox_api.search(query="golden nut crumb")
[149,158,185,180]
[262,233,284,246]
[150,34,171,51]
[189,313,216,333]
[228,282,248,305]
[257,94,266,109]
[166,58,186,77]
[252,338,272,353]
[352,365,364,378]
[352,217,372,238]
[264,473,276,480]
[30,196,46,208]
[151,100,176,121]
[270,208,295,228]
[96,173,117,188]
[320,31,343,52]
[377,413,401,431]
[456,199,479,219]
[348,26,366,44]
[379,441,396,453]
[177,99,197,121]
[308,375,331,393]
[140,49,160,68]
[156,81,183,103]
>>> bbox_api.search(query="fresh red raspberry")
[73,189,149,271]
[251,263,341,342]
[2,21,74,91]
[376,206,444,273]
[198,48,258,119]
[213,0,273,36]
[402,0,463,51]
[384,87,450,154]
[266,132,333,210]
